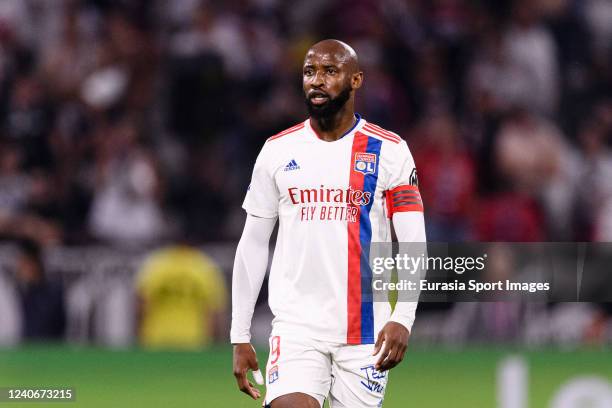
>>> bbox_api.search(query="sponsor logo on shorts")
[360,365,387,394]
[268,366,279,384]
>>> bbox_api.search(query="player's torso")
[269,122,390,234]
[264,118,397,343]
[278,138,364,224]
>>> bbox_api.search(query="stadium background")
[0,0,611,407]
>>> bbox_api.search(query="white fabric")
[263,335,388,408]
[230,214,276,343]
[387,211,426,332]
[232,116,424,345]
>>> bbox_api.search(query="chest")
[273,139,388,206]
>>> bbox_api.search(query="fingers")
[374,322,410,371]
[233,371,261,400]
[374,340,391,370]
[372,332,384,356]
[249,345,260,371]
[389,343,406,368]
[376,342,407,371]
[233,344,261,399]
[244,380,261,399]
[248,347,263,385]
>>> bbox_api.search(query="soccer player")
[231,39,426,408]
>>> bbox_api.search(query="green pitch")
[0,345,610,407]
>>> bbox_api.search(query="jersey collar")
[306,114,364,142]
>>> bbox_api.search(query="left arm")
[373,212,426,371]
[373,139,426,371]
[387,211,426,331]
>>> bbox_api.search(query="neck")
[310,103,356,142]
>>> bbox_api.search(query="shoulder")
[359,121,403,145]
[265,121,306,143]
[359,121,415,168]
[255,121,305,168]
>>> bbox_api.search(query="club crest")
[354,153,377,175]
[268,366,279,384]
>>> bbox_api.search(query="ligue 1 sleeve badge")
[354,153,377,175]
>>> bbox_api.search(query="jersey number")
[270,336,281,365]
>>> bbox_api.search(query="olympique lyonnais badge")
[268,366,279,384]
[354,152,377,175]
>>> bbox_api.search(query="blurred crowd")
[0,0,611,247]
[1,0,612,349]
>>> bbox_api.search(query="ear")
[351,71,364,90]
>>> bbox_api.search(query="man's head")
[303,39,363,119]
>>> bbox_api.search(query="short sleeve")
[242,143,280,218]
[385,141,423,214]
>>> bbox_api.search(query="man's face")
[303,50,354,118]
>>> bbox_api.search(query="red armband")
[385,185,423,217]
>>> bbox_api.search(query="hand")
[372,322,410,371]
[232,343,262,399]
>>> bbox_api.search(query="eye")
[326,68,337,75]
[304,69,313,76]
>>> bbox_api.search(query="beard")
[305,86,352,119]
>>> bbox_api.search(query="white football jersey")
[243,114,423,344]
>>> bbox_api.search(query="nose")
[311,70,325,88]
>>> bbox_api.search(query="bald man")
[231,39,426,408]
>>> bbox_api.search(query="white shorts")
[264,335,388,408]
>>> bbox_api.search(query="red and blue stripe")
[347,132,382,344]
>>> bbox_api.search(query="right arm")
[231,214,276,400]
[230,214,276,344]
[231,140,279,399]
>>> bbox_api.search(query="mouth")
[308,91,329,106]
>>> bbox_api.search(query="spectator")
[88,117,167,247]
[494,109,581,239]
[476,191,544,242]
[135,244,227,349]
[0,141,62,245]
[414,113,476,241]
[576,106,612,241]
[14,239,66,341]
[468,28,535,115]
[0,0,606,243]
[0,141,29,216]
[503,0,559,115]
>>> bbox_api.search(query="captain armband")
[385,185,423,217]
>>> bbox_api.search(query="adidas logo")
[284,159,300,171]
